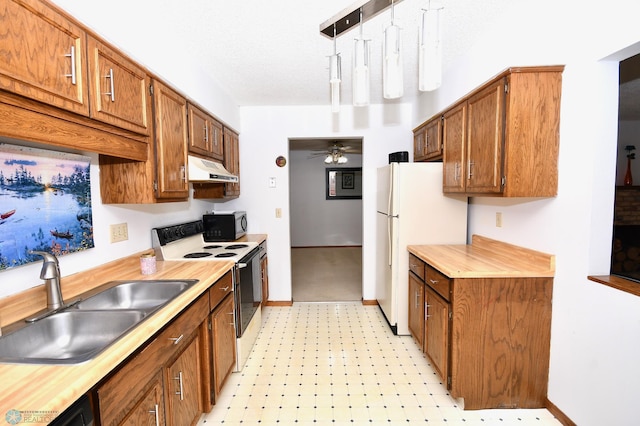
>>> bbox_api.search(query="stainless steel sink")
[72,280,198,312]
[0,279,199,364]
[0,310,146,364]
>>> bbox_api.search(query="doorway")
[288,138,363,302]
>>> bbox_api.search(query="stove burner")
[184,252,213,258]
[215,252,237,258]
[203,245,222,249]
[225,244,248,250]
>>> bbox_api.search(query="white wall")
[289,149,363,247]
[412,1,640,424]
[222,105,412,302]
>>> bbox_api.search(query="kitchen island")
[408,235,555,410]
[0,251,235,424]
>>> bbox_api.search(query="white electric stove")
[152,220,261,372]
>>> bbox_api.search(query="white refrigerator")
[375,162,468,335]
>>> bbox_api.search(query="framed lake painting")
[0,144,94,270]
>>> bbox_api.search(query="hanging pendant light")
[419,2,443,92]
[329,24,341,113]
[353,9,370,107]
[383,0,403,99]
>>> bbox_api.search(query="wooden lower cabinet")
[96,294,208,425]
[119,374,164,426]
[424,285,449,383]
[165,336,201,426]
[211,293,236,400]
[409,258,553,410]
[407,271,424,350]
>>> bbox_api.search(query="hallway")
[291,246,362,302]
[198,303,561,425]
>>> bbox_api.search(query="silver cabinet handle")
[64,46,77,85]
[454,162,460,182]
[221,286,230,291]
[105,68,115,101]
[415,291,420,309]
[168,334,184,345]
[174,371,184,401]
[425,303,431,319]
[429,279,438,284]
[180,165,186,182]
[468,160,474,179]
[204,123,209,144]
[227,311,235,326]
[149,404,160,426]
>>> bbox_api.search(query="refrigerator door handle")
[387,215,393,267]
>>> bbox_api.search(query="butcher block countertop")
[0,252,235,424]
[408,235,555,278]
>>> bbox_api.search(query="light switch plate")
[110,223,129,243]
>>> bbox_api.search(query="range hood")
[188,155,238,183]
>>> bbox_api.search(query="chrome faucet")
[29,251,65,310]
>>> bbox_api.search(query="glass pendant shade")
[383,22,403,99]
[329,53,341,112]
[419,7,442,91]
[337,156,348,164]
[353,36,370,106]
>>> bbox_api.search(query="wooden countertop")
[408,235,555,278]
[0,253,234,424]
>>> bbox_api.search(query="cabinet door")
[408,272,425,350]
[120,375,165,426]
[87,36,150,135]
[152,80,189,199]
[413,126,426,162]
[187,104,210,157]
[466,79,505,194]
[261,255,269,304]
[425,285,449,385]
[211,293,236,399]
[223,128,240,197]
[442,102,466,192]
[166,336,201,426]
[0,0,88,115]
[424,117,443,160]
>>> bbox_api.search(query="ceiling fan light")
[419,6,442,92]
[324,154,333,164]
[338,156,348,164]
[383,21,403,99]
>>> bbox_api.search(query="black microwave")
[203,211,247,241]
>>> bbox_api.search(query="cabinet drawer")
[98,294,208,423]
[426,265,451,301]
[409,254,425,281]
[209,270,233,311]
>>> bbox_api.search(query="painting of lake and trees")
[0,144,94,270]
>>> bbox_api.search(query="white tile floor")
[198,303,562,425]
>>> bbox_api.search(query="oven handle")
[238,263,247,269]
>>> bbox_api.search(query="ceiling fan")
[309,143,358,164]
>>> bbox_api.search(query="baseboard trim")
[545,398,575,426]
[263,300,294,307]
[361,299,378,306]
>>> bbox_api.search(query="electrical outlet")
[275,208,282,218]
[269,177,276,188]
[110,223,129,243]
[495,212,503,228]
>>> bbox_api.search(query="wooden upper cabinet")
[223,127,240,197]
[466,79,504,194]
[0,0,89,115]
[413,125,426,162]
[187,103,224,161]
[153,80,189,199]
[441,66,563,197]
[424,116,443,160]
[442,102,466,192]
[87,36,151,135]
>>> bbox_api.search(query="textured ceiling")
[53,0,638,117]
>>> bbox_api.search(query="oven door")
[235,246,261,337]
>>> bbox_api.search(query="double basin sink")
[0,279,198,364]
